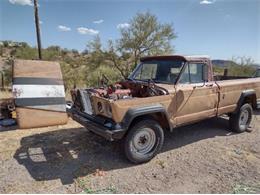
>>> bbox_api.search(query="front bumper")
[68,108,126,141]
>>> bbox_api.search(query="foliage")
[60,61,86,91]
[85,36,105,71]
[0,45,3,56]
[213,66,224,75]
[233,183,260,194]
[227,64,255,77]
[76,177,117,194]
[1,57,13,88]
[15,45,38,59]
[85,65,121,87]
[226,57,256,77]
[106,11,177,78]
[213,56,257,77]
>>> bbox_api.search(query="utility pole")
[0,71,4,90]
[34,0,42,59]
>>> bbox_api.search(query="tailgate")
[13,59,68,129]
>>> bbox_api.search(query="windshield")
[255,70,260,77]
[130,60,185,84]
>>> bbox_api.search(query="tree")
[15,46,38,59]
[1,57,13,88]
[107,11,177,78]
[86,35,104,70]
[84,36,122,86]
[232,56,254,66]
[226,56,256,76]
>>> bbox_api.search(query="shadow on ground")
[0,125,18,132]
[254,110,260,115]
[14,117,236,185]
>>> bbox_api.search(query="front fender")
[121,104,171,130]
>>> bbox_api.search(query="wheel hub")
[139,135,148,144]
[131,128,156,155]
[239,109,249,128]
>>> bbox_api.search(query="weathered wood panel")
[13,59,68,129]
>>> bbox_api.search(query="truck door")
[174,62,218,125]
[12,60,68,129]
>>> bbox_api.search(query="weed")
[233,183,260,194]
[81,186,116,194]
[157,160,166,169]
[76,177,116,194]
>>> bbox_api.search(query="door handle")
[206,83,213,87]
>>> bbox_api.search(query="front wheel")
[229,103,253,133]
[124,119,164,164]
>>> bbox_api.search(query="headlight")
[97,101,112,118]
[106,104,112,117]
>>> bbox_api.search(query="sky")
[0,0,260,63]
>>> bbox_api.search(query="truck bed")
[216,77,260,115]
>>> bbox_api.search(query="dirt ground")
[0,112,260,193]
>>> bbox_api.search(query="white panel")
[13,85,66,98]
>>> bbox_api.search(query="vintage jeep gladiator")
[5,56,260,163]
[68,55,260,163]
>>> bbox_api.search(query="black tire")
[124,119,164,164]
[229,103,253,133]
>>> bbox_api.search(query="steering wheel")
[147,84,159,96]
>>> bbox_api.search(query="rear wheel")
[229,103,253,133]
[124,119,164,164]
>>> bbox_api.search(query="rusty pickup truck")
[4,55,260,163]
[69,55,260,163]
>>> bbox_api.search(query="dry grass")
[0,90,12,99]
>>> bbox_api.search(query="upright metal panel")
[13,60,68,129]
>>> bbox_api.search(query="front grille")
[79,90,93,115]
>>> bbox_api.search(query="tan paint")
[13,60,68,129]
[111,94,174,123]
[13,60,63,79]
[217,78,260,115]
[91,77,260,127]
[174,82,218,125]
[16,108,68,129]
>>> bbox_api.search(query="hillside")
[212,59,260,69]
[212,59,236,67]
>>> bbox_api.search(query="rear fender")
[235,90,257,112]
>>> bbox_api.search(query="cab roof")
[140,55,210,62]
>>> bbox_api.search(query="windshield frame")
[128,60,187,85]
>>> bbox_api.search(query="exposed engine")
[73,80,169,101]
[70,80,169,118]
